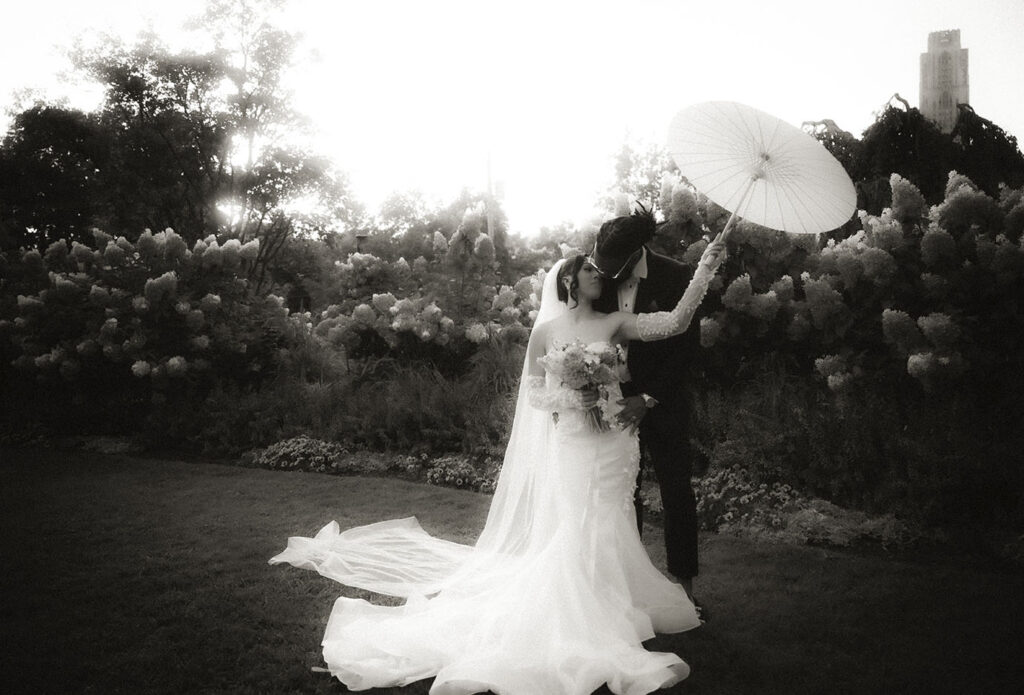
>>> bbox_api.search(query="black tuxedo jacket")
[594,248,701,416]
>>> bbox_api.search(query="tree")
[848,97,1024,214]
[951,104,1024,196]
[0,106,109,248]
[603,141,679,212]
[1,0,359,268]
[378,190,433,238]
[803,119,863,182]
[197,0,334,242]
[70,33,231,240]
[856,97,956,210]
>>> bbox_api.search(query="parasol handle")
[714,207,743,244]
[713,175,758,244]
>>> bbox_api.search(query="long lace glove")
[525,376,584,412]
[636,260,719,342]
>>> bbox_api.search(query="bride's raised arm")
[613,238,727,343]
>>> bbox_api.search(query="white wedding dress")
[270,263,701,695]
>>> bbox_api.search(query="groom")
[590,206,707,615]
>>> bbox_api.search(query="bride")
[270,229,727,695]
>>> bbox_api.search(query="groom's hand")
[616,396,649,433]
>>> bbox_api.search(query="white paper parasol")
[667,101,856,240]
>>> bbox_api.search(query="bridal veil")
[269,259,570,597]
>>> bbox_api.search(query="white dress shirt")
[616,248,648,384]
[616,247,648,314]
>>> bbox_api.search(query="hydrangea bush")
[0,227,312,437]
[681,171,1024,526]
[0,207,547,455]
[4,171,1022,532]
[311,257,541,375]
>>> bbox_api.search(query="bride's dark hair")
[556,255,587,308]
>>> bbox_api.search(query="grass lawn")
[2,445,1022,695]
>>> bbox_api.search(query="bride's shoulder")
[532,318,554,336]
[534,315,572,334]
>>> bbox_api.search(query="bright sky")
[2,0,1022,235]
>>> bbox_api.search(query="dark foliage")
[0,106,110,248]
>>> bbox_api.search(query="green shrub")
[425,454,499,493]
[246,435,427,478]
[251,435,349,472]
[687,463,922,548]
[695,464,801,532]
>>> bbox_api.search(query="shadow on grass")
[2,446,1022,694]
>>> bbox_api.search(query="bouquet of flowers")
[538,340,624,431]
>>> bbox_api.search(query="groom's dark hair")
[591,203,657,279]
[556,255,587,308]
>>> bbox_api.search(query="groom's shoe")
[693,599,710,624]
[676,576,707,624]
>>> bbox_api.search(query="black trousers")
[632,404,699,580]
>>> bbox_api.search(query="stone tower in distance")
[920,30,969,133]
